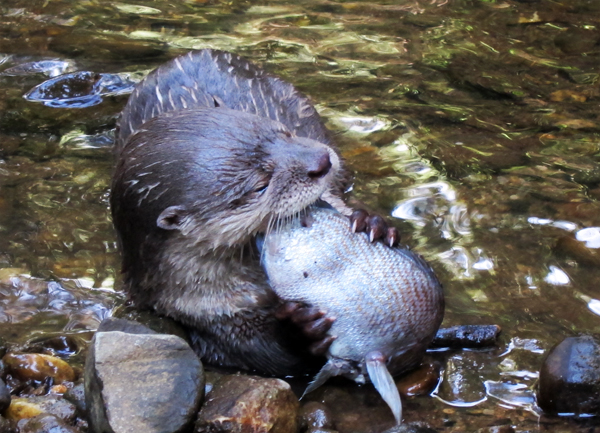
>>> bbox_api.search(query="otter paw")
[275,301,336,355]
[350,209,400,247]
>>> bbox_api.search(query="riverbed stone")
[382,422,437,433]
[17,413,79,433]
[2,353,75,384]
[538,334,600,415]
[195,374,299,433]
[5,395,76,422]
[63,381,86,416]
[300,401,335,430]
[0,377,11,413]
[0,415,15,433]
[396,360,441,397]
[85,331,204,433]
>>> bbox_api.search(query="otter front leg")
[275,301,336,356]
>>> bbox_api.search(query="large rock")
[538,334,600,415]
[85,331,204,433]
[195,374,299,433]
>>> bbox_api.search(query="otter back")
[116,49,332,152]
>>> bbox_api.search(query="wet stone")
[538,334,600,415]
[85,331,204,433]
[195,375,299,433]
[431,325,501,349]
[63,381,86,417]
[476,426,515,433]
[0,378,11,413]
[382,422,437,433]
[2,353,76,384]
[0,337,7,358]
[5,395,77,423]
[0,416,15,433]
[300,401,335,430]
[29,336,80,358]
[396,360,441,397]
[17,413,79,433]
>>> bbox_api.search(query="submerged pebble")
[3,353,75,384]
[5,395,76,423]
[300,401,336,430]
[538,334,600,415]
[17,413,79,433]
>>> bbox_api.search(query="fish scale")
[261,207,444,425]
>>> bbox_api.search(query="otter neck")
[135,237,276,324]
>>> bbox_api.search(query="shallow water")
[0,0,599,431]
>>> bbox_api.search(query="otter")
[111,50,395,375]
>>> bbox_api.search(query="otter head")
[111,107,340,288]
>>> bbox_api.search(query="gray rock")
[63,381,86,416]
[85,331,204,433]
[0,377,11,413]
[17,414,79,433]
[195,374,299,433]
[97,317,157,335]
[538,334,600,415]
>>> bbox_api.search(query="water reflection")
[484,381,537,413]
[544,266,570,286]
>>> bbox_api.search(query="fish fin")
[366,351,402,425]
[301,359,339,399]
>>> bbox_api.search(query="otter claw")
[276,301,335,353]
[350,209,368,233]
[387,227,400,247]
[302,316,335,339]
[350,210,400,247]
[309,335,337,356]
[367,215,386,242]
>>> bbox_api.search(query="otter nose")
[307,153,332,179]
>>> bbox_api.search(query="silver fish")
[261,207,444,425]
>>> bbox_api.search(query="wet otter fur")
[111,50,351,375]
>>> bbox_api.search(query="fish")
[260,207,444,425]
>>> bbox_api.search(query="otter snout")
[308,153,332,179]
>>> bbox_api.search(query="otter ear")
[157,205,188,230]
